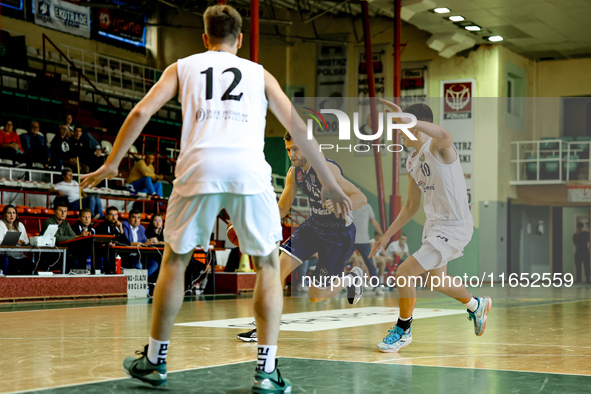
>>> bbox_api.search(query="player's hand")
[321,182,352,219]
[380,98,401,113]
[369,235,389,258]
[81,163,118,188]
[380,98,412,124]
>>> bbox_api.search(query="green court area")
[35,357,591,393]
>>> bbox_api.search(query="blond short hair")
[203,5,242,44]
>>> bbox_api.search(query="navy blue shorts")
[279,219,356,286]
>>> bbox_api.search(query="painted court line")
[175,307,466,332]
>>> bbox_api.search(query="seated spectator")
[49,168,104,219]
[146,213,165,245]
[121,209,159,276]
[95,206,129,245]
[49,125,71,170]
[385,233,410,263]
[41,201,77,243]
[0,120,25,167]
[0,204,32,275]
[20,121,51,168]
[72,208,96,236]
[127,154,164,197]
[69,126,103,172]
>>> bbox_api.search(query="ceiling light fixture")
[487,35,504,42]
[433,7,450,13]
[449,15,464,22]
[465,25,481,31]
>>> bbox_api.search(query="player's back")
[174,51,271,196]
[406,138,472,224]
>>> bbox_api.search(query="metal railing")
[38,42,160,95]
[42,34,117,112]
[511,139,591,184]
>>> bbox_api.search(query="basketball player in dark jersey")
[237,131,368,342]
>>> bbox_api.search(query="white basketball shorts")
[412,219,473,271]
[163,185,282,256]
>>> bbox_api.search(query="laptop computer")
[1,231,22,246]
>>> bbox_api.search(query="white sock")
[399,315,412,321]
[464,297,479,312]
[257,345,278,373]
[147,337,170,365]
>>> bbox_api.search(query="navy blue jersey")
[294,159,346,229]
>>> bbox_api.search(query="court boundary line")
[280,356,591,377]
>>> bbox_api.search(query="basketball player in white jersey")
[81,5,351,392]
[369,99,491,353]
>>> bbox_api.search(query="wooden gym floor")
[2,286,591,393]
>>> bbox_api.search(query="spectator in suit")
[121,209,159,276]
[72,208,96,236]
[49,125,71,170]
[126,154,164,197]
[0,204,32,275]
[146,213,165,245]
[20,121,51,168]
[0,120,25,167]
[49,168,104,219]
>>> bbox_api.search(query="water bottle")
[86,255,92,274]
[115,254,122,275]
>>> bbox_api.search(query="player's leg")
[122,191,220,386]
[122,245,193,386]
[307,226,362,304]
[236,225,314,344]
[376,256,425,352]
[251,247,283,368]
[280,251,302,282]
[425,265,492,336]
[226,190,291,392]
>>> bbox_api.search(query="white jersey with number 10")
[174,50,271,196]
[405,137,472,224]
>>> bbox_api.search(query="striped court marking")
[175,306,466,332]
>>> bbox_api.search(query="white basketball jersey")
[405,138,472,224]
[174,51,271,196]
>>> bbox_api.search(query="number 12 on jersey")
[201,67,243,101]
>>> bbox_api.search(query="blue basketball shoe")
[376,325,412,353]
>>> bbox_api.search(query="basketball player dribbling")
[369,99,491,353]
[237,131,367,343]
[82,5,351,392]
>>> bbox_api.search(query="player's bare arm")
[81,63,179,188]
[322,162,367,213]
[264,69,351,217]
[369,172,421,258]
[278,167,298,218]
[380,98,457,164]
